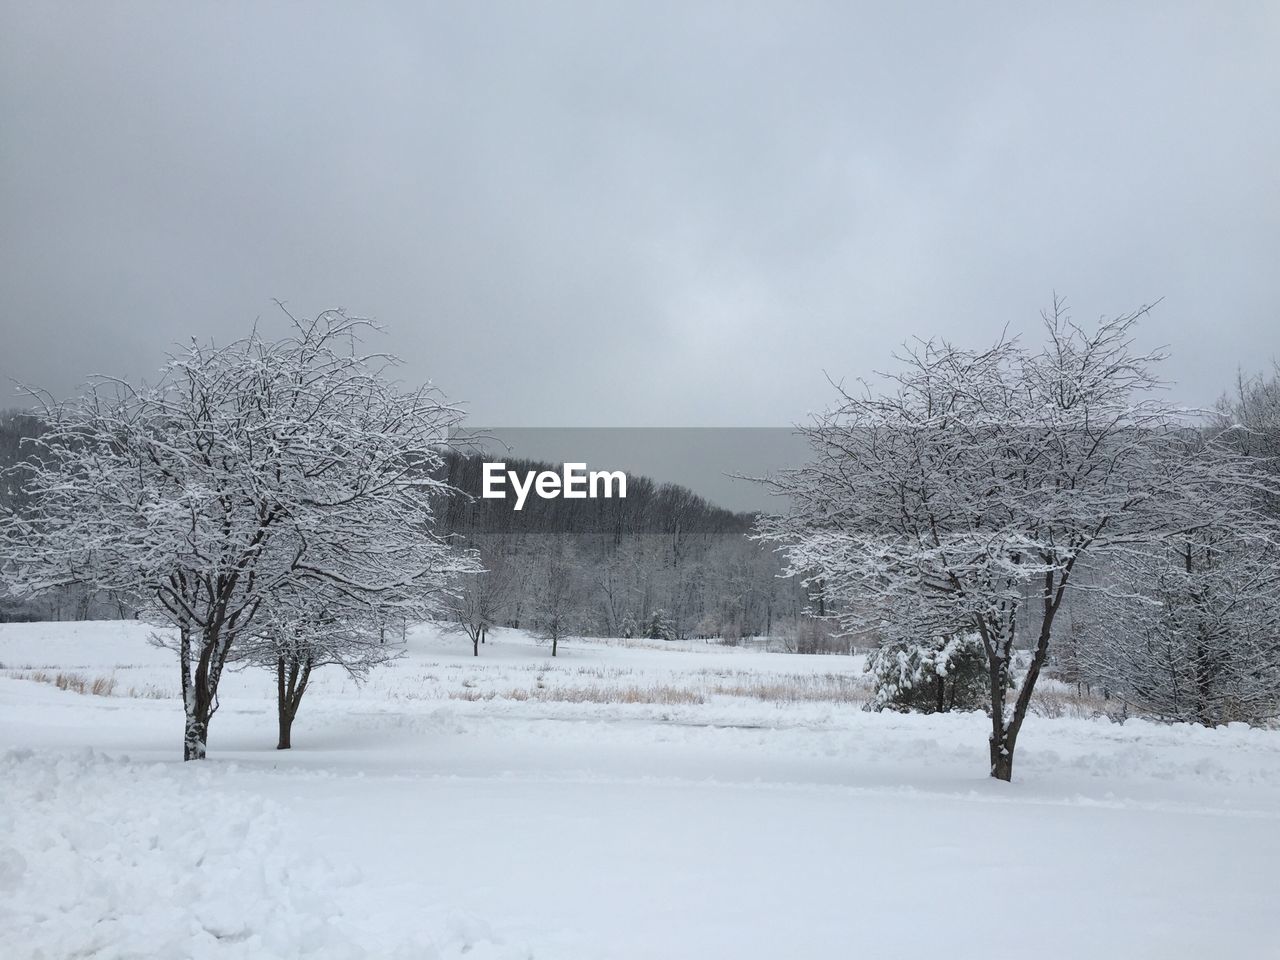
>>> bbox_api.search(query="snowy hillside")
[3,620,1280,959]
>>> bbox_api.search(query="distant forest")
[0,412,825,647]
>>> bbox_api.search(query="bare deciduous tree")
[758,301,1274,780]
[1081,525,1280,725]
[446,541,514,656]
[532,542,580,657]
[236,565,436,750]
[1,310,476,759]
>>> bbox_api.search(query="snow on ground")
[2,621,1279,959]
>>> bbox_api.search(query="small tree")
[1,310,476,759]
[646,608,675,641]
[234,550,449,751]
[533,544,579,657]
[236,592,395,749]
[447,548,513,656]
[867,633,990,714]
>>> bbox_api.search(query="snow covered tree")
[532,541,580,657]
[235,585,399,749]
[1216,362,1280,470]
[757,300,1273,780]
[646,607,675,641]
[1215,363,1280,533]
[0,310,477,759]
[1082,527,1280,725]
[233,524,456,751]
[446,543,513,656]
[867,632,989,714]
[1057,367,1280,725]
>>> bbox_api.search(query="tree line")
[434,451,811,653]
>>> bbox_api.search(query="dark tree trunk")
[987,654,1015,782]
[989,737,1014,781]
[472,634,480,657]
[277,706,294,750]
[985,565,1072,781]
[276,653,312,750]
[551,636,558,657]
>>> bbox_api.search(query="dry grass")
[126,684,173,699]
[436,664,873,708]
[6,666,188,701]
[55,672,87,694]
[8,670,120,697]
[710,673,870,705]
[1029,685,1112,720]
[89,675,117,696]
[571,666,637,680]
[450,684,705,705]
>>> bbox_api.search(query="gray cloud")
[2,1,1277,427]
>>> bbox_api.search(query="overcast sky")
[2,2,1277,428]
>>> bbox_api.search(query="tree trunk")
[551,636,558,657]
[472,634,480,657]
[180,623,215,761]
[183,672,214,761]
[276,653,312,750]
[987,657,1015,782]
[277,654,292,749]
[183,711,209,761]
[986,566,1071,781]
[277,707,295,750]
[989,736,1014,781]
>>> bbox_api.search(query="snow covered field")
[3,621,1279,959]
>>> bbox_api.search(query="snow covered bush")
[866,633,988,713]
[646,608,675,641]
